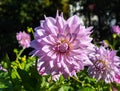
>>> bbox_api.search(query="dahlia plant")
[31,12,94,80]
[1,12,120,91]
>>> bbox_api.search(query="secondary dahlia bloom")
[16,31,31,48]
[112,25,120,35]
[88,46,120,83]
[31,12,94,81]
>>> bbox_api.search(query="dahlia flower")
[31,12,94,80]
[88,46,120,83]
[112,25,120,35]
[16,31,31,48]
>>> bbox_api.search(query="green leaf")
[1,53,11,69]
[0,71,12,89]
[17,68,34,91]
[58,86,71,91]
[59,75,65,83]
[0,79,11,89]
[79,87,95,91]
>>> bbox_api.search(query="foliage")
[0,27,120,91]
[0,0,120,91]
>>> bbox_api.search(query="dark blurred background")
[0,0,120,60]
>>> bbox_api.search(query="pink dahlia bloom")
[31,12,94,81]
[16,31,31,48]
[112,25,120,35]
[88,46,120,83]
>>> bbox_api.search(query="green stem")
[16,47,25,61]
[16,47,25,69]
[72,76,95,89]
[71,76,83,84]
[8,64,15,87]
[109,44,114,50]
[31,29,35,39]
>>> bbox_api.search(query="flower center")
[58,43,69,53]
[98,60,109,70]
[99,60,107,65]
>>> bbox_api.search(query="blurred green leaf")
[1,54,11,69]
[0,71,12,89]
[79,87,95,91]
[58,86,71,91]
[17,68,34,91]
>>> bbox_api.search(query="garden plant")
[0,10,120,91]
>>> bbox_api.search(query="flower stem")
[16,47,25,69]
[72,76,95,89]
[71,76,83,84]
[16,47,25,61]
[31,29,35,39]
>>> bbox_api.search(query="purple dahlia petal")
[67,15,81,26]
[56,16,66,33]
